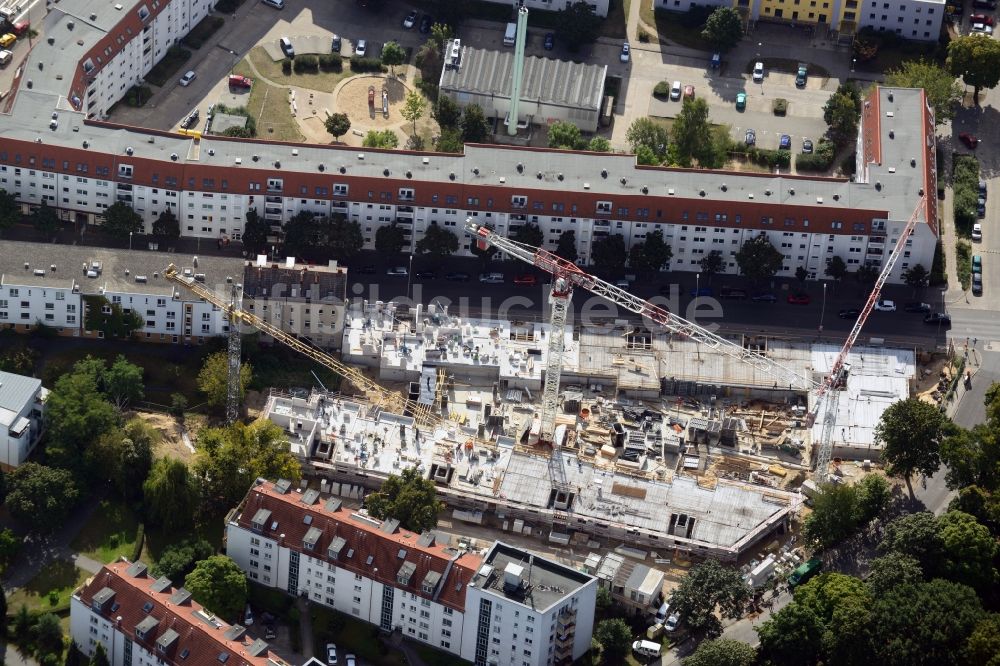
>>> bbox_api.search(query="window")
[596,201,612,214]
[511,195,527,208]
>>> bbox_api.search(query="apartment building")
[225,479,597,665]
[71,559,291,666]
[584,552,665,617]
[0,370,48,469]
[856,0,944,41]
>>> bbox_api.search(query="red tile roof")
[77,561,287,666]
[235,481,482,612]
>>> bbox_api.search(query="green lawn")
[231,57,305,143]
[413,645,467,666]
[640,2,713,51]
[8,560,90,613]
[243,46,352,93]
[142,511,226,570]
[71,498,142,565]
[311,605,406,666]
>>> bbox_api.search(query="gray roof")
[0,241,244,299]
[440,47,607,112]
[482,542,593,612]
[0,371,42,423]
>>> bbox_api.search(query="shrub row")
[349,57,386,73]
[319,53,342,72]
[182,16,225,49]
[953,154,981,237]
[293,54,319,74]
[795,139,836,172]
[215,0,245,13]
[956,239,972,291]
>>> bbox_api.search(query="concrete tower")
[507,5,529,136]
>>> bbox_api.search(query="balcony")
[397,205,414,214]
[394,218,412,225]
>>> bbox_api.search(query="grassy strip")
[8,561,89,613]
[145,46,191,87]
[182,16,225,49]
[640,2,713,51]
[956,239,972,291]
[70,498,142,564]
[952,154,980,239]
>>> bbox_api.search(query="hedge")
[956,239,972,291]
[795,139,836,172]
[930,239,947,286]
[293,54,319,74]
[182,16,225,49]
[653,81,670,98]
[318,53,342,72]
[281,58,292,75]
[349,57,386,73]
[953,154,981,238]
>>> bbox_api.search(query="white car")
[386,266,408,276]
[752,61,764,82]
[402,10,417,29]
[874,299,897,312]
[972,22,994,34]
[354,39,367,57]
[620,42,630,63]
[973,223,983,241]
[325,644,338,666]
[665,613,680,632]
[179,70,196,86]
[670,80,682,101]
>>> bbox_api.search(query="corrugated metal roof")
[0,370,41,419]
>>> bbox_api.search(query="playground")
[295,73,412,145]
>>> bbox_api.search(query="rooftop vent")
[721,183,727,191]
[888,90,894,102]
[274,161,281,169]
[234,157,242,165]
[889,130,894,139]
[601,169,608,179]
[22,262,28,269]
[292,149,299,156]
[125,146,134,155]
[558,173,564,181]
[253,155,260,162]
[536,172,542,179]
[357,153,364,160]
[833,194,840,201]
[318,164,325,171]
[667,188,674,195]
[208,149,215,156]
[817,197,824,204]
[339,166,346,173]
[516,163,524,173]
[171,153,178,161]
[422,157,430,164]
[620,177,626,185]
[789,188,795,195]
[405,170,412,178]
[748,193,754,199]
[765,189,771,196]
[473,167,479,176]
[583,182,590,189]
[640,186,647,194]
[449,172,456,180]
[90,13,97,20]
[911,158,917,167]
[918,188,924,196]
[383,168,390,176]
[875,181,882,191]
[699,189,705,197]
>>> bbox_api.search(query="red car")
[960,132,979,149]
[513,274,537,286]
[970,13,995,25]
[228,74,253,89]
[787,293,811,305]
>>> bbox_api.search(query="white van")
[0,49,11,67]
[503,22,517,46]
[632,640,662,658]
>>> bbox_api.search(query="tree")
[511,223,544,248]
[33,613,64,658]
[143,457,199,532]
[327,215,364,259]
[866,553,924,595]
[242,210,270,257]
[936,510,998,591]
[362,129,399,149]
[364,467,444,533]
[756,599,825,665]
[874,398,950,485]
[400,91,427,135]
[380,40,405,74]
[855,473,891,521]
[941,421,1000,491]
[588,136,611,152]
[152,538,215,582]
[701,7,743,52]
[947,35,1000,102]
[965,614,1000,666]
[698,251,724,284]
[803,482,861,549]
[101,201,143,237]
[670,97,715,167]
[948,485,1000,534]
[794,266,808,285]
[555,230,578,264]
[415,224,459,257]
[416,41,443,86]
[65,641,84,666]
[31,202,60,236]
[197,351,251,412]
[869,579,984,666]
[89,418,156,501]
[855,264,878,286]
[555,1,602,52]
[824,89,861,146]
[902,264,929,294]
[735,234,783,284]
[793,573,873,666]
[593,618,631,663]
[461,104,490,143]
[324,112,351,142]
[669,559,750,637]
[103,355,144,410]
[432,95,462,130]
[185,555,248,622]
[0,188,19,233]
[152,209,180,239]
[684,638,757,666]
[375,223,407,255]
[194,420,300,512]
[430,22,455,50]
[878,511,943,574]
[435,128,464,153]
[825,256,848,281]
[629,229,672,275]
[0,527,19,570]
[548,121,584,150]
[90,643,110,666]
[590,234,627,274]
[43,369,117,464]
[626,117,669,164]
[885,59,962,124]
[595,586,612,613]
[7,464,79,532]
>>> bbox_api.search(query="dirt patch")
[336,74,410,133]
[136,411,204,463]
[245,390,268,420]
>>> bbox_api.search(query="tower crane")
[467,194,925,481]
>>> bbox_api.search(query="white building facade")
[857,0,944,41]
[0,370,48,469]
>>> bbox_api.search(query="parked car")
[972,254,982,273]
[414,270,438,279]
[745,129,756,146]
[354,39,367,57]
[751,292,777,302]
[719,287,748,299]
[263,626,277,640]
[980,180,988,198]
[615,279,632,289]
[514,274,537,286]
[543,32,555,50]
[480,272,504,284]
[978,196,986,217]
[386,266,408,276]
[670,80,682,101]
[973,223,983,241]
[903,302,931,313]
[838,308,861,319]
[752,61,764,82]
[279,36,294,58]
[262,0,285,8]
[402,10,418,29]
[419,14,433,33]
[7,21,29,36]
[180,110,199,129]
[735,91,747,110]
[787,293,810,305]
[972,22,994,34]
[961,132,979,149]
[802,138,814,153]
[973,272,983,295]
[228,74,253,89]
[779,134,791,150]
[0,33,15,49]
[971,12,995,24]
[664,613,680,632]
[0,49,11,67]
[620,42,630,62]
[795,64,807,87]
[445,271,470,281]
[244,605,254,626]
[874,299,897,312]
[326,643,338,666]
[689,286,713,297]
[179,70,197,86]
[683,85,695,99]
[924,312,952,326]
[344,656,356,666]
[332,34,342,52]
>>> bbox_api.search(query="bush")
[930,239,947,286]
[653,81,670,98]
[182,16,225,49]
[215,0,245,12]
[772,98,788,116]
[293,54,319,74]
[638,29,651,43]
[318,53,343,72]
[125,86,153,107]
[795,139,836,172]
[350,57,386,73]
[956,239,972,290]
[145,46,191,87]
[750,147,791,169]
[840,152,857,176]
[952,154,981,237]
[281,58,292,75]
[131,523,145,562]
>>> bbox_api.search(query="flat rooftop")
[477,541,593,612]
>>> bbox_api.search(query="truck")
[795,63,808,88]
[788,557,822,587]
[503,22,516,46]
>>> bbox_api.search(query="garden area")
[640,3,713,50]
[70,498,143,565]
[7,560,90,615]
[145,46,192,87]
